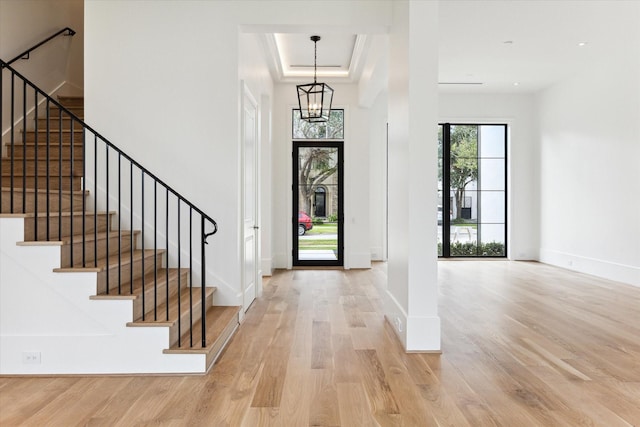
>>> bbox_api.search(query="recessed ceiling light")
[578,42,588,47]
[513,82,520,86]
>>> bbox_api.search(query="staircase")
[1,79,240,373]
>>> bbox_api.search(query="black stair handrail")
[0,59,219,233]
[3,27,76,67]
[1,59,218,349]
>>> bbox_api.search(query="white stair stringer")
[0,216,208,374]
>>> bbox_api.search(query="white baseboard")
[261,258,273,276]
[383,289,441,352]
[540,248,640,287]
[347,252,371,269]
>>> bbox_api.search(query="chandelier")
[296,35,334,123]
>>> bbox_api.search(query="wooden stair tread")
[20,210,114,218]
[4,141,84,145]
[165,305,240,370]
[167,305,239,351]
[57,229,139,245]
[128,286,216,326]
[1,187,88,195]
[54,248,161,272]
[92,268,190,298]
[0,171,81,177]
[22,129,83,133]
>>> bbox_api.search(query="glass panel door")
[293,142,343,266]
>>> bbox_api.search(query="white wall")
[439,93,539,260]
[0,0,83,141]
[538,48,640,286]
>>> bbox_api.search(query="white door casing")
[242,82,259,312]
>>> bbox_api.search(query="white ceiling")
[263,1,639,94]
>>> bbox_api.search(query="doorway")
[242,83,259,311]
[293,142,343,266]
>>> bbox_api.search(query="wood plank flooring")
[1,261,639,426]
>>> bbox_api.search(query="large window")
[438,124,507,257]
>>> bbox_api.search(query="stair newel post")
[165,188,169,322]
[21,80,26,214]
[177,199,182,347]
[201,215,206,348]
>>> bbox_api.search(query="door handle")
[253,226,260,230]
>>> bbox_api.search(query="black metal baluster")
[33,90,38,234]
[177,199,182,347]
[141,170,145,320]
[201,215,206,347]
[118,154,121,293]
[189,208,193,347]
[93,134,98,269]
[69,116,74,264]
[45,99,50,240]
[154,180,157,321]
[21,81,26,213]
[10,73,15,213]
[130,162,134,294]
[165,188,169,322]
[106,144,110,292]
[57,108,62,240]
[82,128,86,266]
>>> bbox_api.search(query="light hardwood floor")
[1,261,639,426]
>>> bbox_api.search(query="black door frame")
[293,141,344,266]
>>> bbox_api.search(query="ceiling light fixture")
[296,35,334,123]
[578,42,588,47]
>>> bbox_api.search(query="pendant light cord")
[314,38,318,84]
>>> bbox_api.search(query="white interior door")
[242,84,259,312]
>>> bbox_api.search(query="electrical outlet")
[22,352,41,364]
[394,316,403,332]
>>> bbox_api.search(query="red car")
[298,212,313,236]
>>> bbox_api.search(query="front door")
[242,84,258,311]
[293,142,343,266]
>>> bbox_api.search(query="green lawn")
[305,223,337,235]
[299,239,337,250]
